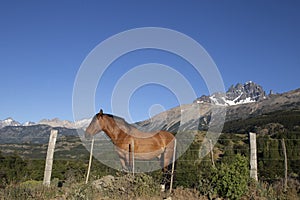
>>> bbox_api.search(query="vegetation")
[0,109,300,199]
[223,110,300,134]
[211,154,249,199]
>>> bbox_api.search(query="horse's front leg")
[119,156,129,172]
[116,149,129,172]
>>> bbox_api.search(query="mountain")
[138,82,300,133]
[194,81,266,106]
[23,121,36,126]
[0,117,89,145]
[74,118,92,129]
[37,118,92,129]
[38,118,75,129]
[0,118,21,129]
[0,124,80,144]
[226,81,266,104]
[0,117,91,130]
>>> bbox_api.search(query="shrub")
[66,182,95,200]
[93,173,160,199]
[212,154,249,199]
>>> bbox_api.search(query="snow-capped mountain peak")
[0,117,21,128]
[0,117,92,130]
[226,81,266,104]
[38,118,75,129]
[195,81,266,106]
[22,121,36,126]
[74,118,92,129]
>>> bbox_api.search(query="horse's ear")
[99,109,103,116]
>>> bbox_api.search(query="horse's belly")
[115,143,165,160]
[134,151,162,160]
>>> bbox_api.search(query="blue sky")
[0,1,299,123]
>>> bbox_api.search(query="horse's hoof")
[121,169,129,173]
[160,184,165,192]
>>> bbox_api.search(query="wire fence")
[1,132,300,187]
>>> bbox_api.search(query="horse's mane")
[103,113,135,131]
[105,114,125,121]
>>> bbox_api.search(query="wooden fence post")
[43,129,58,186]
[249,132,258,181]
[169,139,177,194]
[281,138,288,191]
[128,142,135,176]
[132,141,135,176]
[86,136,95,184]
[209,139,215,168]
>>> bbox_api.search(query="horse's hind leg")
[160,150,166,191]
[163,141,175,171]
[160,142,175,191]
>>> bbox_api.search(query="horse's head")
[85,109,104,139]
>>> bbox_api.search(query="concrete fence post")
[43,129,58,186]
[249,132,258,181]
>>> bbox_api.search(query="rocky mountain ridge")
[194,81,266,106]
[0,118,21,128]
[0,117,91,130]
[0,124,80,144]
[138,85,300,133]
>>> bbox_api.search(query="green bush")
[174,141,201,188]
[197,161,215,198]
[212,154,249,199]
[0,153,27,184]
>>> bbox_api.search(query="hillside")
[137,85,300,133]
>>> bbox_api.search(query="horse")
[85,109,176,174]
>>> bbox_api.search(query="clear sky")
[0,0,299,123]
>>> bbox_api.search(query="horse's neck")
[101,126,115,143]
[102,121,126,143]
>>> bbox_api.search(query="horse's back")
[158,130,175,145]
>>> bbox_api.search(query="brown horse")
[85,109,176,173]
